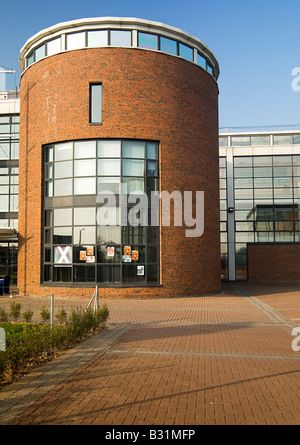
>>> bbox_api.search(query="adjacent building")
[219,125,300,282]
[0,87,19,289]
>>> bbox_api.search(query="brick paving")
[0,282,299,425]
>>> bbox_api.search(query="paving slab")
[0,283,299,425]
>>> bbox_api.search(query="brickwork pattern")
[0,283,299,425]
[248,243,300,283]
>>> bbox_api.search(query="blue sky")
[1,0,300,128]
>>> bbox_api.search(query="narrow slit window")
[90,83,102,124]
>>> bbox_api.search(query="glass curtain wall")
[219,157,228,279]
[43,139,160,285]
[234,155,300,279]
[0,114,19,286]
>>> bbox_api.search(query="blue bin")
[0,276,9,295]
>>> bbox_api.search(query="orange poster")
[87,246,94,256]
[80,251,86,261]
[124,246,131,255]
[132,250,139,260]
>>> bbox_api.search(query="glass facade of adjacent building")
[219,126,300,280]
[0,90,19,287]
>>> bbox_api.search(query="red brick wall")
[18,47,220,298]
[248,243,300,283]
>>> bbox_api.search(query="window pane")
[179,43,193,61]
[234,157,252,167]
[46,146,53,162]
[45,181,53,197]
[234,178,253,188]
[253,167,272,177]
[54,208,72,226]
[66,32,86,50]
[0,125,10,134]
[54,179,72,196]
[47,37,61,55]
[0,195,8,211]
[90,84,102,124]
[138,32,158,50]
[273,166,292,177]
[147,246,157,263]
[11,142,19,159]
[73,266,95,282]
[74,140,96,158]
[254,177,272,188]
[123,159,144,176]
[122,141,145,158]
[122,265,145,283]
[97,265,121,283]
[232,136,251,147]
[123,177,144,194]
[35,44,45,61]
[27,52,34,66]
[74,159,96,177]
[74,207,96,226]
[207,64,213,75]
[250,135,270,146]
[273,135,293,145]
[273,156,292,167]
[45,210,53,227]
[98,140,121,158]
[197,53,206,68]
[160,37,177,55]
[147,142,158,160]
[122,226,146,244]
[147,161,158,176]
[110,30,131,46]
[53,227,72,244]
[54,161,72,179]
[0,185,9,195]
[9,195,19,212]
[74,226,95,244]
[97,245,121,263]
[98,177,120,194]
[98,158,120,176]
[0,142,9,159]
[293,134,300,145]
[74,177,96,195]
[234,167,253,178]
[46,164,53,179]
[253,156,272,167]
[87,30,108,47]
[54,142,72,161]
[219,137,228,147]
[97,226,121,244]
[147,264,159,283]
[146,178,158,193]
[53,266,72,282]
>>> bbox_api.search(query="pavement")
[0,282,299,425]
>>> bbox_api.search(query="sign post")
[0,327,6,352]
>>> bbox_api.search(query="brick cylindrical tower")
[18,17,220,298]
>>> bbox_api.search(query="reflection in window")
[138,32,158,50]
[66,32,86,50]
[110,30,131,46]
[43,139,159,284]
[161,37,177,55]
[179,43,193,61]
[87,30,107,47]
